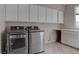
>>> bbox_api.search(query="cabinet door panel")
[61,30,71,45]
[58,11,64,23]
[18,4,29,22]
[6,4,17,21]
[71,32,78,47]
[47,8,57,23]
[67,31,77,47]
[77,33,79,48]
[30,5,38,22]
[61,31,78,48]
[38,6,46,23]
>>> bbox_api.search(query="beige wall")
[61,4,79,29]
[5,22,60,44]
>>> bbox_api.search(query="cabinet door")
[6,4,17,21]
[67,31,77,47]
[71,32,78,48]
[47,8,57,23]
[61,31,73,45]
[0,5,5,22]
[58,11,64,24]
[77,32,79,48]
[38,6,46,23]
[18,4,29,22]
[30,5,38,22]
[61,30,78,48]
[61,30,71,45]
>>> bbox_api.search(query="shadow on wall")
[1,30,7,54]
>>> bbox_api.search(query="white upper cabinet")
[18,4,29,22]
[4,4,64,24]
[58,11,64,24]
[38,6,46,23]
[47,8,57,23]
[6,4,17,21]
[30,5,38,22]
[0,5,5,21]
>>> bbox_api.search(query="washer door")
[7,32,28,54]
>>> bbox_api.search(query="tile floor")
[42,42,79,54]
